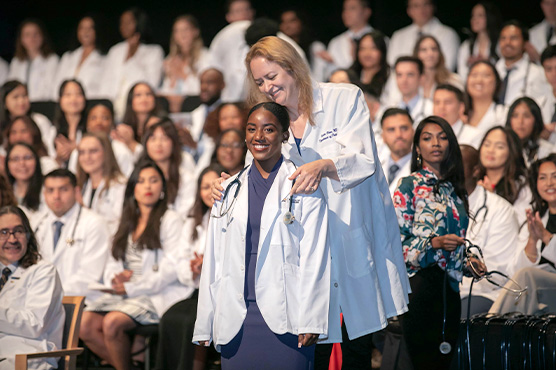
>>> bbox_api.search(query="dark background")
[0,0,543,61]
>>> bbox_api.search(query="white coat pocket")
[342,227,375,278]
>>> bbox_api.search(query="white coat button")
[240,265,245,271]
[334,283,338,288]
[237,294,243,300]
[241,236,245,241]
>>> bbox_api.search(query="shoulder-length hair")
[350,31,389,97]
[412,115,469,214]
[0,176,17,208]
[211,128,247,172]
[76,132,123,196]
[71,14,108,54]
[203,102,248,140]
[467,2,502,63]
[0,206,41,268]
[5,115,48,157]
[52,79,87,138]
[5,142,43,211]
[140,118,182,205]
[122,7,152,44]
[0,81,29,142]
[477,126,528,204]
[111,160,168,261]
[505,97,544,163]
[245,36,315,125]
[413,35,451,84]
[188,163,226,242]
[529,154,556,217]
[465,60,501,116]
[122,82,161,142]
[168,15,204,75]
[14,18,55,61]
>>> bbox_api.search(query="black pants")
[154,291,198,370]
[314,319,374,370]
[401,266,460,370]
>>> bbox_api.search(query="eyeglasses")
[0,226,28,241]
[464,239,527,299]
[8,155,34,163]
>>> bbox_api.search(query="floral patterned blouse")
[393,167,469,291]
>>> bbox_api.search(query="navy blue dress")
[220,156,315,369]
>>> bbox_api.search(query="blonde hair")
[245,36,315,125]
[413,35,451,84]
[168,15,204,75]
[76,132,124,197]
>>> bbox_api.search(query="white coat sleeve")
[143,45,164,90]
[124,212,183,297]
[176,218,197,287]
[0,263,63,338]
[297,191,330,335]
[329,87,377,193]
[541,236,556,265]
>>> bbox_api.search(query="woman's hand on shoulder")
[211,172,230,202]
[298,333,319,347]
[289,159,337,196]
[431,234,465,251]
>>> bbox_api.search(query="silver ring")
[310,186,315,192]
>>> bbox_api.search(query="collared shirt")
[387,152,411,175]
[530,19,556,55]
[327,25,375,71]
[495,55,550,106]
[0,262,18,275]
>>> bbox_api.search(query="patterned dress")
[393,167,469,291]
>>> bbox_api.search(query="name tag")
[318,128,338,143]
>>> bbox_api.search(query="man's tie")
[388,163,400,184]
[498,67,514,104]
[548,26,554,45]
[53,221,64,250]
[551,103,556,124]
[0,267,11,292]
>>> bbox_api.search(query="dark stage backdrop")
[0,0,543,61]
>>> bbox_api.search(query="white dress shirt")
[8,54,59,101]
[495,56,550,106]
[387,17,460,71]
[327,25,374,71]
[529,19,556,56]
[53,47,105,98]
[0,261,65,370]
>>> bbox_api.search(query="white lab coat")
[529,20,556,56]
[460,186,520,302]
[0,58,8,86]
[8,54,59,101]
[82,177,127,236]
[30,112,56,158]
[171,166,197,220]
[53,47,105,98]
[177,213,209,288]
[32,204,110,303]
[495,56,551,106]
[451,119,484,149]
[514,210,556,271]
[159,48,213,96]
[99,41,164,119]
[387,18,460,71]
[67,138,135,178]
[457,38,498,80]
[470,102,507,134]
[101,210,190,317]
[327,25,374,71]
[282,82,410,342]
[193,159,330,348]
[0,260,64,370]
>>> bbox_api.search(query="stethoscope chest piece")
[283,211,295,225]
[152,264,159,272]
[439,341,451,354]
[66,238,75,247]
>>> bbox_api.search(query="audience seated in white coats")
[279,8,329,82]
[457,2,502,80]
[528,0,556,63]
[77,132,127,236]
[495,20,551,106]
[0,206,65,370]
[0,58,8,86]
[8,19,58,102]
[155,163,225,370]
[100,8,164,120]
[413,35,463,99]
[79,160,186,370]
[5,115,58,174]
[379,108,414,197]
[433,84,483,149]
[51,79,88,166]
[5,143,45,219]
[0,81,54,156]
[32,169,110,303]
[326,0,374,73]
[540,45,556,144]
[391,56,433,126]
[490,154,556,315]
[141,119,196,219]
[387,0,460,71]
[465,60,507,132]
[212,128,247,177]
[506,97,554,167]
[459,145,520,317]
[477,126,532,228]
[67,102,135,177]
[112,82,164,161]
[54,15,106,99]
[159,15,213,113]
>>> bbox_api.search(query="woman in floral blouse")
[393,116,469,370]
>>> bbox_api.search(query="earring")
[160,191,165,200]
[416,153,422,166]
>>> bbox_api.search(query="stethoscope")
[213,164,298,225]
[469,187,489,236]
[34,206,82,248]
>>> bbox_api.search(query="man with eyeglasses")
[459,145,519,317]
[0,205,65,370]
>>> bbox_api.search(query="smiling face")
[417,37,440,70]
[200,170,219,208]
[134,167,164,208]
[499,25,525,62]
[358,35,381,70]
[77,17,96,48]
[78,136,105,176]
[86,105,113,134]
[246,108,286,173]
[467,62,497,100]
[217,131,245,174]
[510,102,535,140]
[172,18,199,51]
[8,118,33,146]
[480,129,510,172]
[538,161,556,206]
[5,85,30,118]
[249,56,299,110]
[60,81,86,115]
[7,145,36,183]
[417,123,448,174]
[0,213,28,266]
